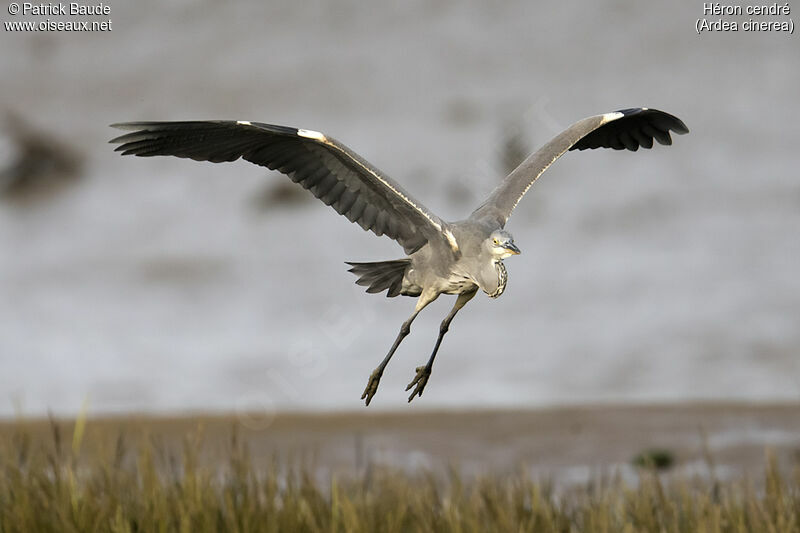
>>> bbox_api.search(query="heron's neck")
[487,260,507,298]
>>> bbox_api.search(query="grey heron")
[110,107,688,405]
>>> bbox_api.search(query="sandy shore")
[3,403,798,485]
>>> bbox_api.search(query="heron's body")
[111,107,688,405]
[368,218,508,298]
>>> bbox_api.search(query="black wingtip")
[109,122,152,132]
[109,125,127,143]
[109,123,155,145]
[618,107,690,135]
[570,108,689,152]
[673,119,690,135]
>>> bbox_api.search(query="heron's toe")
[405,365,432,403]
[361,369,383,406]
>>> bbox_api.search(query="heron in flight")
[111,107,688,405]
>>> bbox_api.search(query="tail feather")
[346,259,411,298]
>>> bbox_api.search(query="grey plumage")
[111,107,688,405]
[346,259,415,297]
[111,121,441,255]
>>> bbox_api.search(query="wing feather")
[471,108,688,227]
[111,120,446,254]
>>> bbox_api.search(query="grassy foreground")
[1,417,799,533]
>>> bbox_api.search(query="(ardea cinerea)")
[110,107,688,405]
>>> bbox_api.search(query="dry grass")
[1,416,799,532]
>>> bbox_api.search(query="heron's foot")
[361,369,383,406]
[405,365,432,403]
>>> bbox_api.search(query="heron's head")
[487,230,520,259]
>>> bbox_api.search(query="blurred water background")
[0,0,798,417]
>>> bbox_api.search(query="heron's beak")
[504,242,521,255]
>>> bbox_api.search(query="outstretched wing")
[471,108,689,227]
[110,121,447,254]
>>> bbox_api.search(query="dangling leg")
[361,290,439,406]
[406,288,477,402]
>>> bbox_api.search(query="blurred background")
[0,0,798,420]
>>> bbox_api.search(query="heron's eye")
[493,238,499,245]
